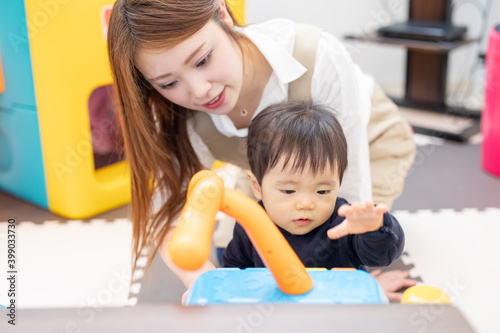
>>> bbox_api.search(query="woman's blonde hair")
[107,0,248,276]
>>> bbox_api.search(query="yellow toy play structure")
[0,1,128,219]
[0,1,244,219]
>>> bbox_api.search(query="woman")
[107,0,416,301]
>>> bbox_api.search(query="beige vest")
[188,23,322,170]
[189,23,415,209]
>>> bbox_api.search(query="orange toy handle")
[169,170,224,270]
[169,170,313,295]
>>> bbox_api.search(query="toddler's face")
[251,158,340,235]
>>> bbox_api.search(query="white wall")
[246,0,500,107]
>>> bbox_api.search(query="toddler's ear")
[247,170,263,200]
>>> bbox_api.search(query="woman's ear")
[218,0,234,29]
[247,170,263,200]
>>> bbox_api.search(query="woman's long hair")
[107,0,248,276]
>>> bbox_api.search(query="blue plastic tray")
[186,268,388,305]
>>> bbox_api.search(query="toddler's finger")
[327,221,349,239]
[374,204,388,215]
[350,202,361,209]
[349,202,363,216]
[364,200,375,213]
[337,204,351,217]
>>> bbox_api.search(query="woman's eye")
[317,190,330,195]
[281,190,295,195]
[160,81,177,90]
[196,51,212,68]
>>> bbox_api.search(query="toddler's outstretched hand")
[327,201,388,239]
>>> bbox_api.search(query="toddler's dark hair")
[247,100,348,184]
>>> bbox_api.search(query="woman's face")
[136,19,244,116]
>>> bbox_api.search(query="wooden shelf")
[395,101,481,142]
[342,34,482,142]
[344,33,478,53]
[343,0,482,142]
[390,97,481,119]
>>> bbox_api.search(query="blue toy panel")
[0,2,37,108]
[0,1,48,208]
[186,268,388,306]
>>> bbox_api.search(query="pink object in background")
[482,25,500,177]
[88,85,121,155]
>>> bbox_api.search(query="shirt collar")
[208,24,308,137]
[238,25,307,95]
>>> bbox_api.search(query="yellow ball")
[401,286,451,304]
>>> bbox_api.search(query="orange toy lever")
[169,170,314,295]
[168,170,224,270]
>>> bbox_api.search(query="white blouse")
[188,18,374,204]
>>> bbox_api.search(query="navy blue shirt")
[222,197,405,270]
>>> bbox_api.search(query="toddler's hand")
[327,200,387,239]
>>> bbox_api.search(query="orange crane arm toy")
[169,170,314,296]
[169,170,389,305]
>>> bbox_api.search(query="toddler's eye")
[317,190,330,195]
[281,190,295,195]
